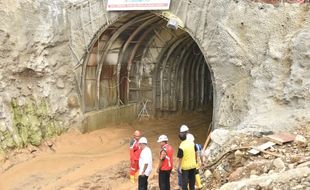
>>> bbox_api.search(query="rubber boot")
[195,174,203,189]
[130,175,135,183]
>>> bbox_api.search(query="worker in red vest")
[130,130,142,183]
[156,135,174,190]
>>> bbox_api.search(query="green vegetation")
[0,98,64,152]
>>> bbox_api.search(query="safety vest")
[130,138,141,161]
[160,144,174,171]
[179,140,196,170]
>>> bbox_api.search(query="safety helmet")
[138,137,148,144]
[180,124,189,132]
[186,133,195,142]
[157,135,168,143]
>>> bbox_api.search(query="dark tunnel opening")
[82,12,213,119]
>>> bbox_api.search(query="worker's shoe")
[195,174,203,189]
[130,175,135,183]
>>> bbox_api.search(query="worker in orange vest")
[129,130,142,183]
[156,135,174,190]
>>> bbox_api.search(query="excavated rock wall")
[201,1,310,132]
[0,0,309,153]
[0,0,82,153]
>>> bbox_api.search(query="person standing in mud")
[138,137,153,190]
[177,125,197,190]
[177,124,190,189]
[129,130,142,183]
[186,133,203,189]
[156,135,174,190]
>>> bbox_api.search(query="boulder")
[220,167,310,190]
[210,129,232,146]
[273,158,285,171]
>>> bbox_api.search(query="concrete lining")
[81,104,138,132]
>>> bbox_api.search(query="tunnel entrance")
[82,12,213,121]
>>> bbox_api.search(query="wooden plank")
[265,133,296,145]
[248,141,275,155]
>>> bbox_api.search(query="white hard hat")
[180,124,189,132]
[138,137,148,144]
[157,135,168,142]
[186,133,195,142]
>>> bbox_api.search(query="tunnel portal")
[81,12,213,119]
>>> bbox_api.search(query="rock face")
[0,0,310,152]
[0,0,82,152]
[209,1,310,131]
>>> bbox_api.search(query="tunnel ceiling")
[82,12,213,115]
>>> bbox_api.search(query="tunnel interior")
[82,12,213,117]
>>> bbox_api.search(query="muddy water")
[0,112,211,190]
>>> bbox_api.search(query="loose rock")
[294,135,307,147]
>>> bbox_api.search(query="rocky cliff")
[0,0,309,153]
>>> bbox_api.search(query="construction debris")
[201,126,310,190]
[248,141,275,155]
[265,132,296,145]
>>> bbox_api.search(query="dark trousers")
[138,175,149,190]
[181,168,196,190]
[159,170,171,190]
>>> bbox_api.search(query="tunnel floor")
[0,111,212,190]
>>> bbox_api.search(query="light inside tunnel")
[82,12,213,117]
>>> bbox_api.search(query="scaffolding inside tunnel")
[66,0,214,121]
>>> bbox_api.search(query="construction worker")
[177,124,190,189]
[138,137,153,190]
[177,125,197,190]
[186,133,203,189]
[129,130,142,183]
[156,135,174,190]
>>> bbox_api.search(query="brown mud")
[0,112,211,190]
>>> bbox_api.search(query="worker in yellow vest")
[186,133,203,189]
[177,125,197,190]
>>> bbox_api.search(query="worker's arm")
[157,150,166,173]
[195,144,198,165]
[141,163,148,176]
[178,158,182,173]
[177,148,183,173]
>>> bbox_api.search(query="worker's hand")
[178,167,182,174]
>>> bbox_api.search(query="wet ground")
[0,111,211,190]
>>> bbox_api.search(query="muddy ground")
[0,111,211,190]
